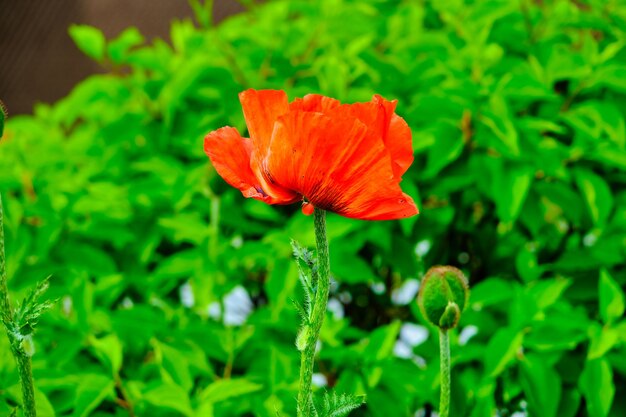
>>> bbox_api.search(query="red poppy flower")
[204,89,419,220]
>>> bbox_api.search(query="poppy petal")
[386,112,414,179]
[264,111,418,220]
[206,90,418,220]
[204,127,267,200]
[239,89,289,152]
[340,191,419,220]
[371,95,413,179]
[333,95,413,179]
[262,111,332,195]
[250,155,301,204]
[289,94,341,113]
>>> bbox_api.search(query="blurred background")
[1,1,626,416]
[0,0,244,114]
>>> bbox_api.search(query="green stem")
[0,194,37,417]
[297,209,331,417]
[439,329,451,417]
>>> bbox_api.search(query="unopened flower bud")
[417,266,469,330]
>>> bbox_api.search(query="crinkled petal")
[204,126,297,204]
[250,154,301,204]
[386,112,413,178]
[289,94,341,113]
[263,111,418,220]
[204,127,264,199]
[239,89,289,154]
[332,95,413,179]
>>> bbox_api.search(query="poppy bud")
[417,266,469,330]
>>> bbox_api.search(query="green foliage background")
[1,0,626,416]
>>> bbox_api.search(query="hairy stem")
[439,329,451,417]
[0,194,37,417]
[297,209,331,417]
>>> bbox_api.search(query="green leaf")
[592,65,626,93]
[423,121,465,178]
[107,27,144,63]
[575,169,613,226]
[528,277,571,311]
[198,378,263,405]
[88,334,123,375]
[143,383,193,417]
[14,276,56,338]
[557,388,581,417]
[579,359,614,417]
[35,389,56,417]
[152,340,194,392]
[73,374,115,417]
[484,327,524,377]
[189,0,213,28]
[318,391,365,417]
[515,246,542,282]
[291,239,317,319]
[266,259,299,320]
[587,323,620,360]
[599,269,625,324]
[481,94,520,155]
[331,249,377,284]
[363,321,401,362]
[68,25,107,62]
[520,354,561,417]
[493,165,533,226]
[470,278,514,308]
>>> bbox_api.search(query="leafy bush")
[1,0,626,416]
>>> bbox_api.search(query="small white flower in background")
[393,340,426,369]
[338,291,352,304]
[458,325,478,346]
[312,373,328,388]
[223,286,253,325]
[393,340,413,359]
[120,296,134,309]
[414,409,427,417]
[207,302,221,320]
[206,286,254,326]
[230,235,243,248]
[391,278,420,305]
[179,281,195,308]
[62,295,72,316]
[327,298,344,319]
[400,323,429,347]
[394,325,429,367]
[583,232,597,247]
[369,281,386,295]
[207,286,253,325]
[412,355,426,368]
[510,412,528,417]
[414,240,431,257]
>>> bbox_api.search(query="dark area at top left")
[0,0,244,115]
